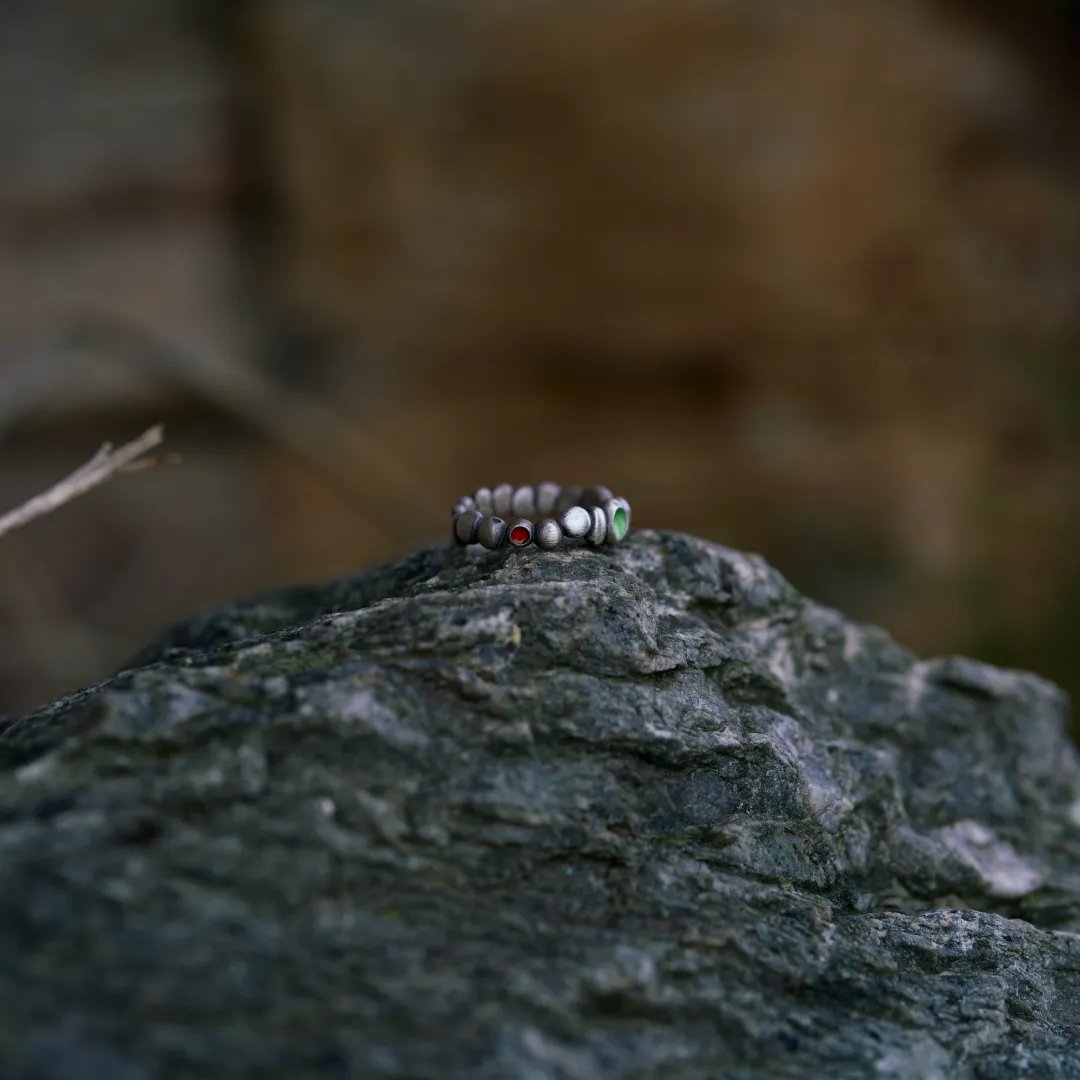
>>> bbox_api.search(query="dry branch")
[0,425,165,541]
[66,313,441,543]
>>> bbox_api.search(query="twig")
[66,313,441,543]
[0,425,165,541]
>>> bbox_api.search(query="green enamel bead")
[612,506,628,540]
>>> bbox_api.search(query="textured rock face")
[2,531,1080,1078]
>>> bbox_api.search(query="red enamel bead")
[509,525,531,545]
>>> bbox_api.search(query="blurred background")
[1,0,1078,721]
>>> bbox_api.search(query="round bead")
[454,509,483,545]
[492,484,514,516]
[474,487,494,516]
[507,519,534,547]
[602,497,631,544]
[535,482,560,514]
[534,518,563,550]
[581,486,613,507]
[558,505,591,538]
[477,515,507,550]
[511,486,536,518]
[584,506,607,545]
[556,485,584,513]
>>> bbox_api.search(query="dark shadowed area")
[1,0,1078,725]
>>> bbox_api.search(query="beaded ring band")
[452,484,631,551]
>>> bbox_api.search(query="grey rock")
[1,530,1079,1079]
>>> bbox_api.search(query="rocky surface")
[2,530,1080,1078]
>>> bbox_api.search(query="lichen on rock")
[1,531,1079,1078]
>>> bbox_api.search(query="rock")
[1,530,1079,1078]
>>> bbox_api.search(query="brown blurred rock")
[0,1,238,414]
[244,0,1079,377]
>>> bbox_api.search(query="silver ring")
[452,484,631,550]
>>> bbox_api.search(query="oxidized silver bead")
[452,495,477,516]
[474,487,494,516]
[534,518,563,550]
[584,505,607,545]
[477,515,507,549]
[454,509,483,545]
[492,484,514,516]
[581,485,613,507]
[556,485,584,513]
[511,485,536,518]
[535,482,560,515]
[602,497,631,544]
[558,505,591,539]
[507,519,534,548]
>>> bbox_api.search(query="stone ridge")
[0,530,1079,1078]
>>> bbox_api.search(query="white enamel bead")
[558,506,591,538]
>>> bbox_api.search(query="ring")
[451,485,632,550]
